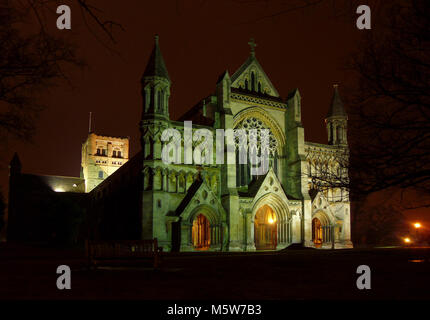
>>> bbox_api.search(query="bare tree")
[346,0,430,199]
[0,0,123,143]
[304,144,350,203]
[234,0,383,24]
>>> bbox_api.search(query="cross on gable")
[248,38,257,56]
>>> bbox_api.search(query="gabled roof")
[142,35,170,81]
[326,85,347,118]
[230,54,280,98]
[246,174,268,197]
[173,178,203,217]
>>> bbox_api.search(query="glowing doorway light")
[54,187,65,192]
[403,237,411,244]
[268,217,274,224]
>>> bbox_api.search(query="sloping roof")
[326,86,347,118]
[142,36,170,81]
[90,150,143,195]
[231,87,283,103]
[19,174,85,193]
[177,97,215,126]
[230,55,280,98]
[172,179,203,216]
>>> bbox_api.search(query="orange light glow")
[414,222,422,229]
[404,237,411,243]
[268,217,274,224]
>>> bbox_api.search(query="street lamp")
[414,222,422,244]
[404,237,411,244]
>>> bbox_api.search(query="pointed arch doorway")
[254,204,278,250]
[312,211,333,248]
[312,218,323,248]
[192,214,211,250]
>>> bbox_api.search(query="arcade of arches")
[192,214,211,250]
[312,216,333,247]
[254,204,291,250]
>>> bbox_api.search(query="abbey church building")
[8,36,353,251]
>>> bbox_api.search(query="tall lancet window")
[251,72,255,91]
[273,152,278,176]
[157,89,163,113]
[144,87,151,113]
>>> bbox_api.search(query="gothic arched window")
[336,125,341,143]
[234,117,279,187]
[157,89,163,113]
[251,72,255,91]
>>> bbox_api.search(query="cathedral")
[8,36,352,251]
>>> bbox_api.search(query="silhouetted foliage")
[0,0,122,143]
[354,203,406,246]
[0,190,5,236]
[348,0,430,198]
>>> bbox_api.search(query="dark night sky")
[2,0,363,197]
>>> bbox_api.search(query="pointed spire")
[216,70,230,84]
[9,152,22,175]
[326,84,347,118]
[287,88,300,100]
[142,34,170,82]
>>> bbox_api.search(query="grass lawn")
[0,243,429,300]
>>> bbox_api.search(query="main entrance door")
[312,218,323,247]
[254,205,277,250]
[192,214,210,250]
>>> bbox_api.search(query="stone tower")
[81,133,129,192]
[140,35,172,247]
[325,85,348,146]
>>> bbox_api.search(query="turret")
[9,152,22,177]
[140,35,171,160]
[141,35,171,120]
[325,85,348,146]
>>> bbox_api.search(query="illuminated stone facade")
[8,37,353,250]
[81,133,129,192]
[140,37,353,251]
